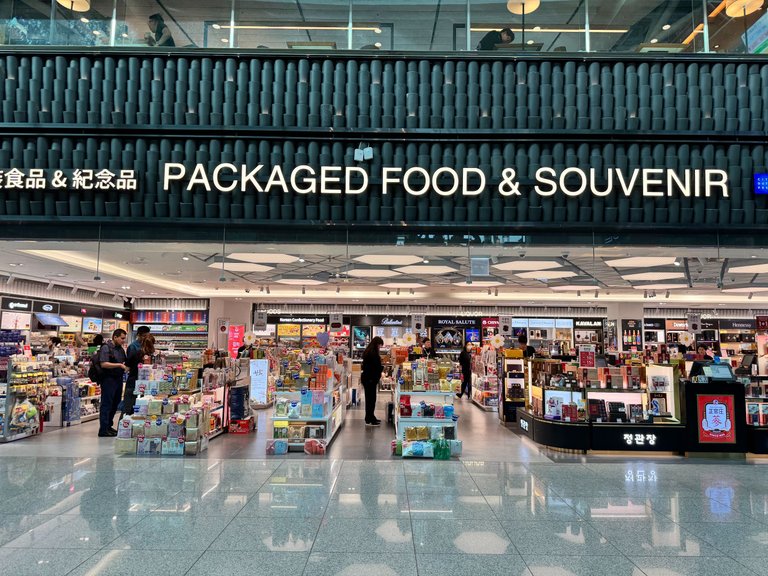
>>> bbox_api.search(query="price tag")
[564,417,571,422]
[630,418,636,423]
[597,418,603,423]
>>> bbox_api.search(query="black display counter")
[681,381,747,454]
[746,426,768,454]
[517,409,684,453]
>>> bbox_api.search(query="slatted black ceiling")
[0,51,766,231]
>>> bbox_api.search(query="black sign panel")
[590,424,685,452]
[518,410,534,438]
[59,303,104,317]
[1,297,32,312]
[267,315,329,324]
[428,317,479,328]
[719,319,756,331]
[111,310,127,320]
[643,318,666,330]
[574,318,604,329]
[32,300,60,314]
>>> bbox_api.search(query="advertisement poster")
[249,359,270,404]
[621,319,643,350]
[82,317,103,334]
[0,311,31,330]
[578,344,596,368]
[697,394,736,444]
[228,325,245,359]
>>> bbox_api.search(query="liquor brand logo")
[1,298,32,311]
[42,304,53,312]
[519,418,530,432]
[754,173,768,195]
[380,317,404,326]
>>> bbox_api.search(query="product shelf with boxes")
[267,351,347,455]
[471,376,499,411]
[392,358,462,459]
[499,350,527,423]
[0,355,54,442]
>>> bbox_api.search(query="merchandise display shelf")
[471,388,497,412]
[79,395,100,401]
[80,414,99,423]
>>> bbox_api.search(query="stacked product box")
[114,392,213,456]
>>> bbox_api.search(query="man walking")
[98,329,129,437]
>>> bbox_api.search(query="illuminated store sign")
[162,163,730,200]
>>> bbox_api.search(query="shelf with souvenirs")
[1,354,56,442]
[114,360,231,456]
[500,346,527,423]
[470,342,500,412]
[392,355,462,459]
[267,349,348,455]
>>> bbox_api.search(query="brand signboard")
[32,301,60,314]
[1,297,32,312]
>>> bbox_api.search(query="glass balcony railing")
[1,0,766,55]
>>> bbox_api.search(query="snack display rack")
[0,355,52,442]
[471,346,499,412]
[114,363,230,456]
[392,357,462,458]
[267,351,347,455]
[131,310,209,369]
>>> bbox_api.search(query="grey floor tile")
[417,553,532,576]
[0,548,97,575]
[522,555,645,576]
[239,489,330,518]
[152,491,250,516]
[324,491,410,519]
[502,519,621,556]
[340,460,405,475]
[313,518,413,553]
[681,521,768,557]
[412,518,513,555]
[187,551,309,576]
[304,552,417,576]
[63,490,170,516]
[737,556,768,576]
[105,513,232,550]
[408,492,496,519]
[0,514,58,547]
[4,514,139,549]
[209,516,321,552]
[67,549,204,576]
[590,519,723,557]
[333,472,409,494]
[488,495,583,521]
[649,496,748,523]
[567,496,654,521]
[629,555,760,576]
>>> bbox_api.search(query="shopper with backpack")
[87,334,104,384]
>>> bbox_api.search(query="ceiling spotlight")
[576,290,581,297]
[244,288,251,294]
[665,290,671,298]
[519,252,526,259]
[182,255,190,261]
[410,288,415,295]
[397,288,401,295]
[749,292,754,300]
[594,290,598,298]
[259,286,264,293]
[487,288,492,295]
[129,297,135,304]
[112,294,120,301]
[301,285,306,294]
[674,259,681,267]
[336,286,340,294]
[94,290,100,297]
[123,296,129,302]
[298,257,305,263]
[46,281,54,291]
[266,286,270,294]
[71,286,78,295]
[387,289,391,295]
[643,290,648,299]
[6,274,14,286]
[219,275,226,282]
[422,258,430,264]
[494,288,499,297]
[93,275,101,281]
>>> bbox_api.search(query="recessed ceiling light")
[7,263,21,267]
[516,270,578,279]
[221,38,229,43]
[379,282,427,289]
[650,38,658,44]
[182,256,190,261]
[207,262,273,273]
[605,257,677,268]
[662,24,671,30]
[354,255,423,266]
[722,286,768,293]
[631,283,687,290]
[80,17,89,23]
[228,253,299,264]
[275,278,326,286]
[121,285,131,289]
[527,39,534,44]
[622,272,685,281]
[394,264,458,275]
[55,273,67,277]
[492,260,562,271]
[346,268,402,278]
[729,263,768,274]
[550,285,594,291]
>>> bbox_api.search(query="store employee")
[98,329,129,437]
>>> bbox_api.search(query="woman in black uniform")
[361,336,384,426]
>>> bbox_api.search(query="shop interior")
[1,235,768,458]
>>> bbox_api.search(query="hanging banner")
[228,325,245,359]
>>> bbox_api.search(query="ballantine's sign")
[162,163,730,199]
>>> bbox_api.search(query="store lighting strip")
[470,26,628,34]
[213,22,382,33]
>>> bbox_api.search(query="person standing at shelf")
[47,336,62,355]
[361,336,384,426]
[121,326,151,419]
[518,333,536,358]
[98,329,129,437]
[421,338,438,359]
[457,341,473,399]
[145,13,175,47]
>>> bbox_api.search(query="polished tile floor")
[1,399,767,575]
